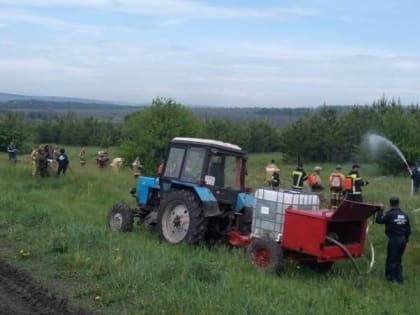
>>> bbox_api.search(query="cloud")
[392,60,420,72]
[0,0,320,19]
[0,57,92,76]
[0,8,135,33]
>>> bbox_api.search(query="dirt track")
[0,258,91,315]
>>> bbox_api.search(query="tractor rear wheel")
[107,202,134,232]
[247,237,284,274]
[157,190,207,244]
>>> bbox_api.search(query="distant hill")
[0,91,352,125]
[0,92,123,105]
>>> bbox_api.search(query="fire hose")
[325,225,375,275]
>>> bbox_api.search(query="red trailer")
[228,189,382,274]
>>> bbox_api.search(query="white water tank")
[252,188,320,241]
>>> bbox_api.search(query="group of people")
[30,145,69,177]
[293,163,369,206]
[265,160,368,207]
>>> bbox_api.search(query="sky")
[0,0,419,107]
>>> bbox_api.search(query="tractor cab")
[160,137,248,207]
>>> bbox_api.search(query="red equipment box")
[282,200,381,262]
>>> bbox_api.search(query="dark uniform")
[56,148,69,176]
[376,197,411,283]
[345,164,367,202]
[292,164,307,191]
[271,171,280,190]
[411,162,420,194]
[38,148,50,177]
[7,141,17,163]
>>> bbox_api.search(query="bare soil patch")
[0,258,91,315]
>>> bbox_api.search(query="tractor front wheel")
[157,190,207,244]
[107,202,134,232]
[247,237,284,274]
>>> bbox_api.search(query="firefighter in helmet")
[345,164,368,202]
[291,163,307,191]
[329,164,345,208]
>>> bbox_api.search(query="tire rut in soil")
[0,258,93,315]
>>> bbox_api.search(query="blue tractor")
[107,137,255,244]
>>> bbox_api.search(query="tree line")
[1,96,419,173]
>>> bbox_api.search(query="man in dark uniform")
[345,164,368,202]
[411,160,420,194]
[38,147,49,177]
[56,148,69,176]
[291,163,307,191]
[376,197,411,284]
[7,140,17,163]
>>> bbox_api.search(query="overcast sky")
[0,0,419,107]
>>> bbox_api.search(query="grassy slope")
[0,148,419,315]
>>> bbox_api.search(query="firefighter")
[30,147,40,176]
[411,160,420,194]
[265,159,280,186]
[38,146,50,177]
[307,166,325,204]
[132,156,143,178]
[307,166,324,193]
[375,197,411,283]
[271,171,280,190]
[79,147,87,166]
[291,163,307,191]
[345,164,368,202]
[96,150,109,169]
[329,164,345,208]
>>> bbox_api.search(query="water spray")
[366,133,413,195]
[367,133,412,175]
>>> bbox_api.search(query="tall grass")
[0,149,419,314]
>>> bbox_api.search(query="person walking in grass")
[30,146,40,176]
[376,197,411,284]
[7,140,17,163]
[79,147,87,166]
[56,148,69,176]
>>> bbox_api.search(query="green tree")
[0,111,30,152]
[119,98,202,173]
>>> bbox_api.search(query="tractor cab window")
[207,154,242,189]
[180,147,206,182]
[163,147,184,178]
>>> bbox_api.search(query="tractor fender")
[192,185,222,217]
[137,176,160,205]
[156,179,222,218]
[235,192,255,212]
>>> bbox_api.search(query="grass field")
[0,147,419,314]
